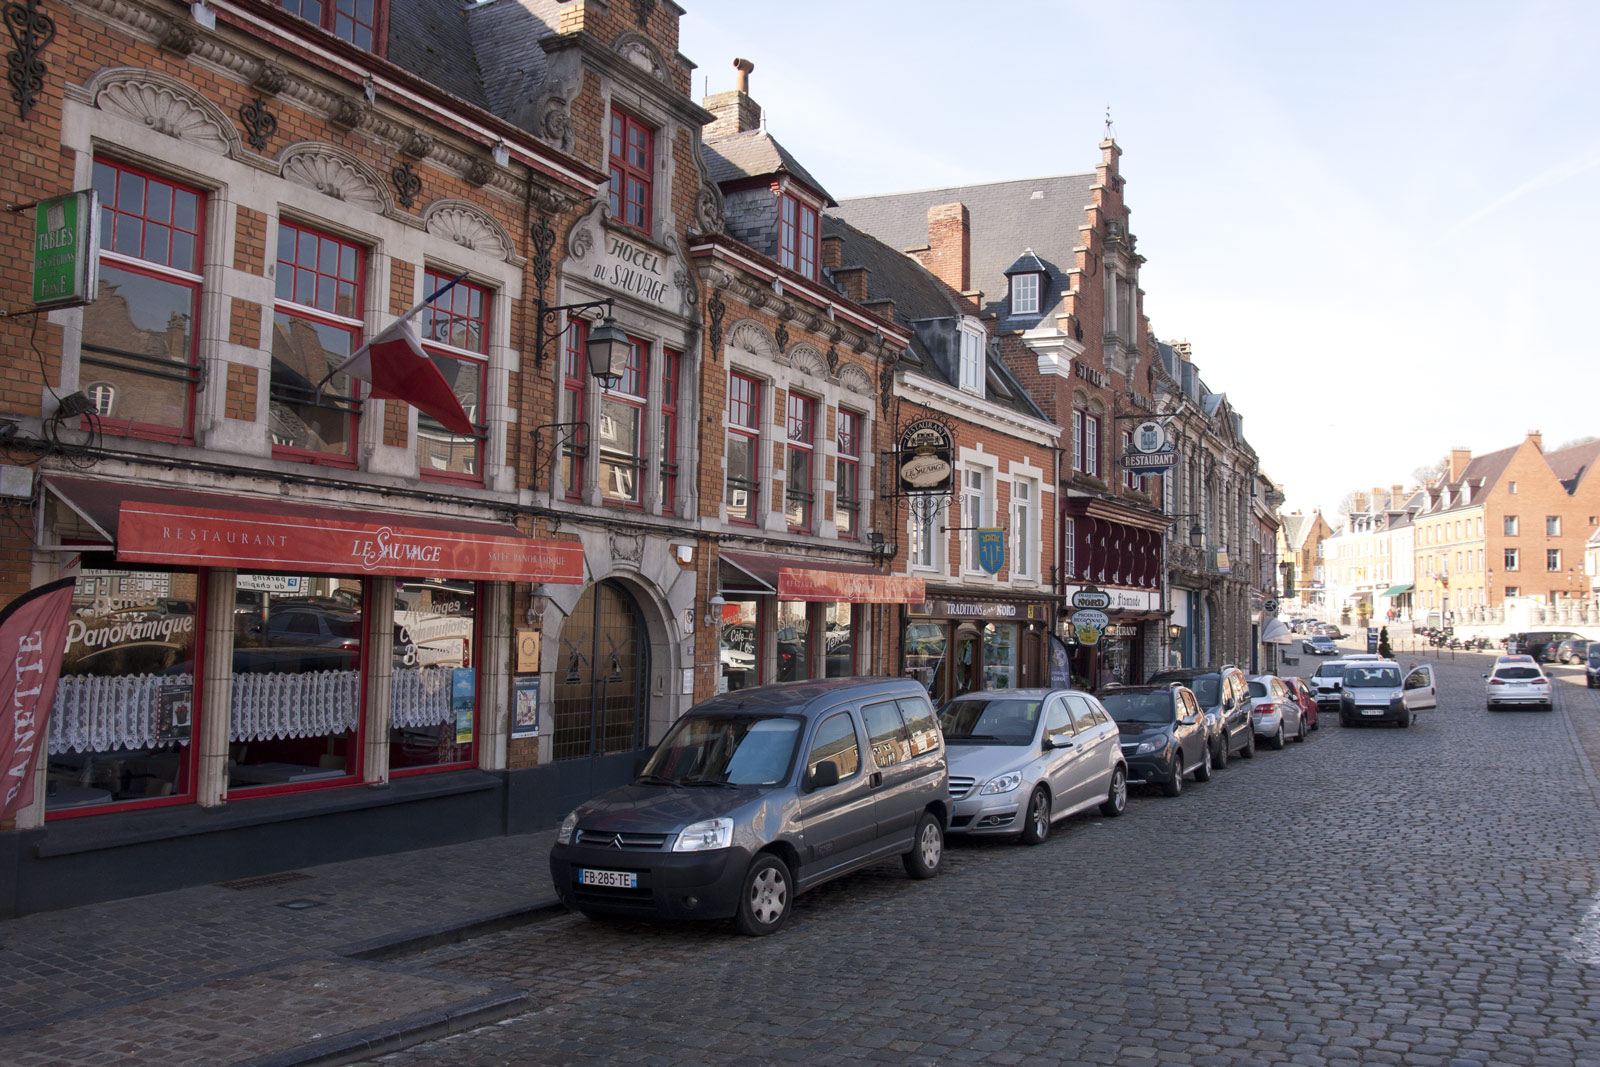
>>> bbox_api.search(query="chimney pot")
[733,57,754,94]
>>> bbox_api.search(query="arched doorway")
[552,579,651,810]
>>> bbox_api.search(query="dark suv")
[1143,665,1255,768]
[1099,684,1212,796]
[549,678,949,936]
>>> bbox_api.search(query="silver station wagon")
[549,678,949,936]
[938,688,1128,845]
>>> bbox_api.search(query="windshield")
[939,697,1042,744]
[638,714,802,786]
[1247,681,1269,698]
[1313,664,1346,679]
[1344,667,1402,688]
[1100,691,1175,724]
[1590,650,1600,666]
[1494,667,1543,680]
[1186,676,1220,705]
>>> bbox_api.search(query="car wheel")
[1240,729,1256,759]
[1020,786,1051,845]
[1213,734,1229,769]
[1296,718,1307,743]
[1340,714,1353,727]
[1161,758,1183,798]
[1270,726,1285,751]
[1193,744,1212,782]
[1099,766,1128,817]
[902,812,943,879]
[1398,712,1411,728]
[733,854,792,936]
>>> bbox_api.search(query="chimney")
[1392,484,1403,508]
[1171,341,1192,361]
[1372,487,1384,511]
[1448,447,1472,482]
[820,234,843,271]
[863,297,895,322]
[1527,430,1543,452]
[702,58,762,138]
[923,202,970,294]
[832,265,870,303]
[1352,492,1367,515]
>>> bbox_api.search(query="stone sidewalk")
[0,828,563,1066]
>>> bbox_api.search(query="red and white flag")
[1,577,78,822]
[328,278,475,436]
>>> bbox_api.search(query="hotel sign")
[898,418,954,494]
[114,502,585,583]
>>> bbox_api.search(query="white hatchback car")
[1485,656,1554,710]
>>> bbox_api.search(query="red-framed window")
[599,337,648,507]
[561,320,588,500]
[779,195,819,280]
[786,392,816,532]
[271,222,364,466]
[277,0,384,53]
[84,159,204,443]
[418,270,489,484]
[608,108,653,233]
[726,372,761,524]
[389,578,479,775]
[836,408,862,539]
[659,348,680,511]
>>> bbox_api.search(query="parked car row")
[547,668,1325,937]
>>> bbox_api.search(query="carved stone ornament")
[424,200,512,261]
[279,143,388,212]
[790,344,825,378]
[826,346,840,375]
[616,36,668,83]
[400,129,432,159]
[250,60,289,96]
[466,158,493,187]
[727,321,777,359]
[609,531,643,564]
[695,182,725,235]
[329,95,364,130]
[879,356,898,414]
[707,289,726,363]
[839,363,875,399]
[90,69,238,156]
[159,20,199,56]
[5,0,56,120]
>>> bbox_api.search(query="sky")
[676,0,1600,519]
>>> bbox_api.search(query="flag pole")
[315,272,469,393]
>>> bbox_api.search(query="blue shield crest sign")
[976,528,1005,575]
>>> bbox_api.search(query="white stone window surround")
[556,292,697,519]
[957,446,998,582]
[57,95,525,491]
[599,79,685,245]
[718,341,875,542]
[908,491,943,573]
[1005,458,1050,585]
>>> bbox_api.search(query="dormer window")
[1003,248,1047,317]
[779,194,818,280]
[958,322,984,393]
[278,0,382,52]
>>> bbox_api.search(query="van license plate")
[578,868,637,889]
[1360,709,1385,716]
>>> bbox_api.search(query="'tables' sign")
[32,191,99,309]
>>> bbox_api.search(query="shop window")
[805,711,861,781]
[909,494,939,569]
[904,621,948,706]
[389,579,476,772]
[271,222,364,464]
[726,373,761,524]
[983,622,1019,690]
[719,598,760,692]
[277,0,383,51]
[561,321,588,499]
[418,270,488,483]
[823,602,855,678]
[786,392,816,531]
[229,573,363,792]
[608,108,654,233]
[836,409,862,539]
[47,567,200,816]
[779,194,818,280]
[776,600,810,682]
[85,159,203,441]
[659,348,680,510]
[599,337,648,506]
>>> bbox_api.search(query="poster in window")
[452,668,476,744]
[512,674,540,738]
[155,682,193,746]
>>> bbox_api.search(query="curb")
[339,897,570,962]
[235,988,531,1067]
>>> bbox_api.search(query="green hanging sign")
[32,190,100,309]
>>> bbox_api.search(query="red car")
[1281,676,1319,731]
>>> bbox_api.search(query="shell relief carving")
[89,69,238,156]
[423,201,512,261]
[279,144,388,213]
[726,321,777,359]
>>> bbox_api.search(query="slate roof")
[386,0,493,111]
[1546,440,1600,492]
[1280,513,1310,551]
[830,172,1096,326]
[463,0,563,131]
[820,214,1044,422]
[703,130,835,205]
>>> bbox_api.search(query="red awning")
[43,476,584,584]
[719,550,924,604]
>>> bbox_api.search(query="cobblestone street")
[365,651,1600,1066]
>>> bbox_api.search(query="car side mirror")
[808,761,840,790]
[1047,734,1073,749]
